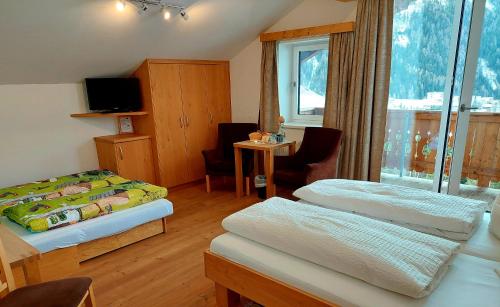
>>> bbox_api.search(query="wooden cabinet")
[179,64,213,182]
[148,64,191,187]
[94,135,156,184]
[132,59,232,188]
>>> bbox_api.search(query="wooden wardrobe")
[132,59,232,188]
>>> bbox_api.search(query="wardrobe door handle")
[119,146,124,160]
[185,115,189,127]
[209,112,213,124]
[179,116,183,128]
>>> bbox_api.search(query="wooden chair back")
[0,237,15,297]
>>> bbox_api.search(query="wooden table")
[0,224,42,286]
[234,140,296,198]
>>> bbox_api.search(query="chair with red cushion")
[274,127,343,188]
[202,123,258,195]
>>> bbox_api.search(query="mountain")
[389,0,499,102]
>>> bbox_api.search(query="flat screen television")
[85,78,142,113]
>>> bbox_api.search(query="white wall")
[0,84,116,187]
[230,0,357,143]
[0,1,357,187]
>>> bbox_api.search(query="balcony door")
[445,0,499,202]
[381,0,499,204]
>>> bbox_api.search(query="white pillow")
[489,195,500,240]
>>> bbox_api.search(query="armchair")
[202,123,258,195]
[274,127,342,188]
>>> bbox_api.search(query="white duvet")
[294,179,488,240]
[490,196,500,239]
[222,197,460,299]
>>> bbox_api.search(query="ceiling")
[0,0,302,84]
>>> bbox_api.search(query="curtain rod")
[260,22,355,42]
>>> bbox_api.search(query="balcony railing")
[382,110,500,188]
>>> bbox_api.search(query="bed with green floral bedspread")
[0,170,168,232]
[0,170,128,214]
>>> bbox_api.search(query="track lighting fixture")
[115,0,189,21]
[179,8,189,20]
[137,2,149,14]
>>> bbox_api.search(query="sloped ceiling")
[0,0,302,84]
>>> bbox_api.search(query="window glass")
[297,49,329,116]
[471,0,499,113]
[381,0,462,189]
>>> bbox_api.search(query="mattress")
[298,200,500,262]
[0,198,173,253]
[461,213,500,262]
[210,233,500,307]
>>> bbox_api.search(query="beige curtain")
[259,41,280,133]
[326,0,393,181]
[323,31,355,130]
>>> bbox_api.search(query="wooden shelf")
[94,134,151,144]
[70,111,148,118]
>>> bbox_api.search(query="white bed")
[210,233,500,307]
[462,213,500,262]
[0,198,173,253]
[294,180,489,241]
[298,200,500,262]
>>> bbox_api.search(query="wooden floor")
[75,182,262,307]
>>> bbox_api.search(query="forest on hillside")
[299,0,499,108]
[389,0,499,101]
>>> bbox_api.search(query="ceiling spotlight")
[116,0,126,11]
[163,8,171,20]
[180,9,189,21]
[138,3,149,14]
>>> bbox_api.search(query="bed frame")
[204,251,339,307]
[13,217,167,286]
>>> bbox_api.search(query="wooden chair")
[202,123,258,195]
[0,237,96,307]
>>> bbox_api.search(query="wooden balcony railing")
[382,110,500,187]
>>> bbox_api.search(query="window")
[278,39,329,124]
[381,0,500,202]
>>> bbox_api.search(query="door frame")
[433,0,487,194]
[447,0,487,194]
[432,0,468,192]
